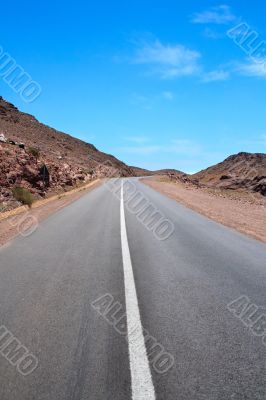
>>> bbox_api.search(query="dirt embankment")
[143,176,266,244]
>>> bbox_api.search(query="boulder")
[0,133,7,143]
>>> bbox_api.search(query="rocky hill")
[2,96,264,211]
[192,152,266,196]
[0,97,149,210]
[130,167,183,177]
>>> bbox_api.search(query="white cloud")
[202,69,230,82]
[132,39,201,79]
[128,34,266,83]
[236,61,266,77]
[191,5,236,25]
[201,60,266,80]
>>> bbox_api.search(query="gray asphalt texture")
[0,178,266,400]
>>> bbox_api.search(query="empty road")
[0,178,266,400]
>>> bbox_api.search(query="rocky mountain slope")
[1,96,265,211]
[192,152,266,196]
[0,97,149,210]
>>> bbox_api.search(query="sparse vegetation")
[0,203,8,212]
[12,187,34,208]
[28,147,40,159]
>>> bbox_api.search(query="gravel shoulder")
[143,176,266,244]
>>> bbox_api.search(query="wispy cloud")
[117,145,163,156]
[200,60,266,81]
[130,91,175,110]
[236,60,266,77]
[116,139,202,156]
[132,39,201,79]
[239,134,266,147]
[128,33,266,84]
[130,93,153,110]
[202,69,230,82]
[171,139,202,155]
[191,5,236,25]
[162,91,174,100]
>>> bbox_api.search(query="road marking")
[120,180,156,400]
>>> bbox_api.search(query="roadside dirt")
[143,176,266,244]
[0,179,102,247]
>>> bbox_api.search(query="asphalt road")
[0,178,266,400]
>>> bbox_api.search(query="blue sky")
[0,0,266,172]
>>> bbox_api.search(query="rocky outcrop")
[0,142,93,208]
[193,152,266,196]
[0,96,149,210]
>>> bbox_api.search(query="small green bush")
[28,147,40,159]
[12,187,34,208]
[0,203,8,213]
